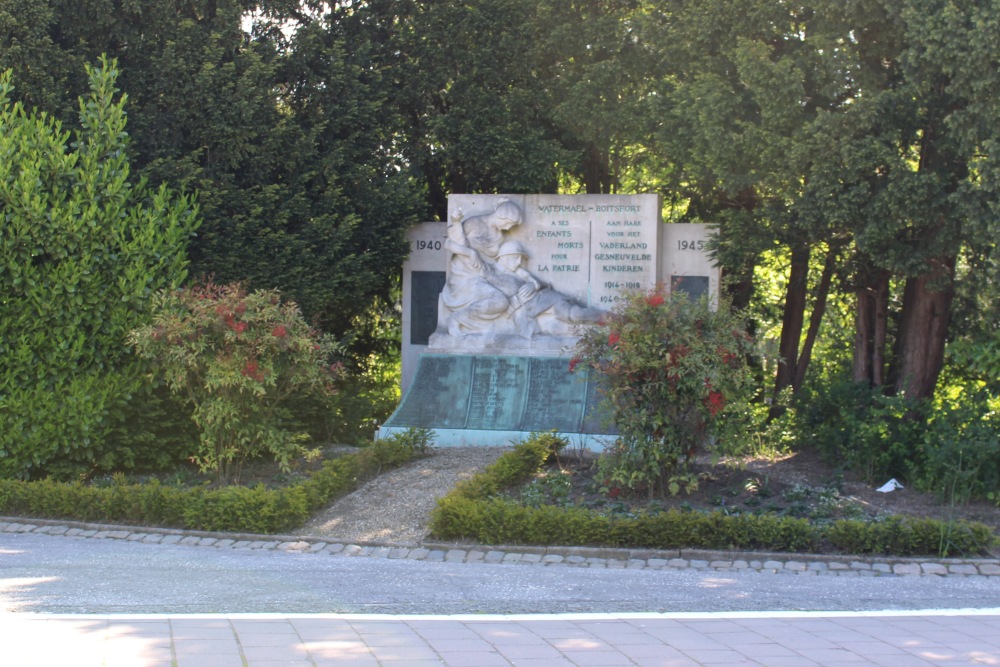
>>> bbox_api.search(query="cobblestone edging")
[3,517,999,578]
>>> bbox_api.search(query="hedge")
[429,434,997,558]
[0,438,418,534]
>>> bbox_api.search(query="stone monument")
[383,194,718,449]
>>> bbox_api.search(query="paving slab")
[2,611,999,666]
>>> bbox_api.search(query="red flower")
[272,325,287,338]
[242,360,264,382]
[608,332,621,346]
[646,294,664,307]
[568,356,581,372]
[705,390,726,416]
[716,345,737,364]
[608,486,621,499]
[233,321,247,334]
[668,345,690,367]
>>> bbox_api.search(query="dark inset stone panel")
[410,271,447,345]
[671,275,710,302]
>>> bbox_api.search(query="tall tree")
[817,0,999,401]
[339,0,566,220]
[639,0,848,393]
[1,0,421,342]
[532,0,654,194]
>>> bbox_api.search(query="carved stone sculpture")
[436,199,604,346]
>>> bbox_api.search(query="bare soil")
[519,446,1000,536]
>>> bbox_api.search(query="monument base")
[377,353,618,450]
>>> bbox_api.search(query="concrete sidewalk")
[3,610,999,666]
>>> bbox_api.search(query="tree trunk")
[852,271,890,386]
[581,143,611,194]
[872,276,889,387]
[773,244,810,398]
[891,258,955,401]
[792,244,837,391]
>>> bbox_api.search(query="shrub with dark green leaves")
[0,58,198,479]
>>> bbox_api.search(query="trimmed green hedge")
[0,440,417,534]
[429,435,997,558]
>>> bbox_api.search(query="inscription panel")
[448,194,661,309]
[465,357,529,430]
[385,355,472,428]
[519,358,587,432]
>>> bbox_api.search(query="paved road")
[2,531,1000,614]
[3,531,1000,665]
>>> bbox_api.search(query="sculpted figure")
[460,198,523,260]
[489,241,605,337]
[440,208,510,336]
[439,198,604,340]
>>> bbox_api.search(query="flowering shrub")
[130,282,341,485]
[573,289,757,498]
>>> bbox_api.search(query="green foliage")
[0,58,198,479]
[573,291,757,497]
[790,375,1000,504]
[450,432,566,501]
[100,384,200,474]
[129,282,340,485]
[825,517,994,559]
[0,440,423,534]
[3,2,421,352]
[912,386,1000,504]
[520,471,574,509]
[304,351,402,446]
[789,380,922,483]
[429,437,995,556]
[371,428,435,469]
[429,432,566,537]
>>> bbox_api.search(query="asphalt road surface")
[3,532,999,615]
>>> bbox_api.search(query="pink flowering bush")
[130,282,341,485]
[573,289,757,498]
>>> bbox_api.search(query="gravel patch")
[301,446,509,545]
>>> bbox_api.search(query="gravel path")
[301,446,509,545]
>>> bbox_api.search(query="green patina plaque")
[465,356,529,430]
[384,354,616,435]
[385,355,473,428]
[519,358,587,432]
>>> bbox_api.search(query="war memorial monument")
[378,194,718,449]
